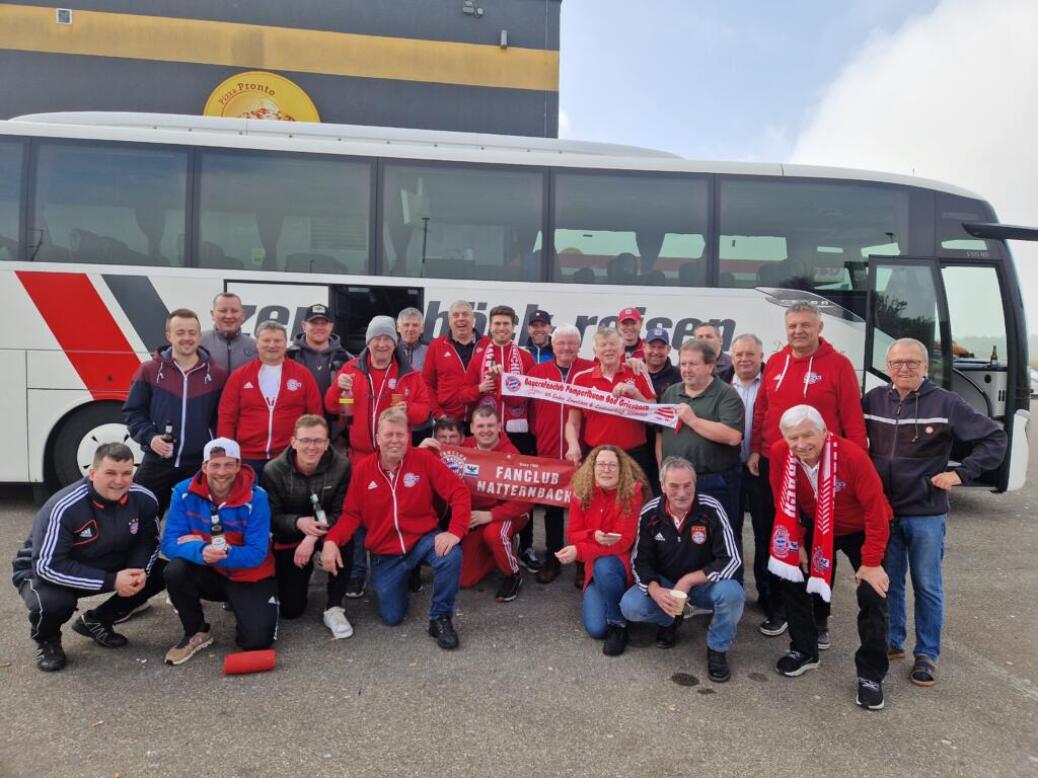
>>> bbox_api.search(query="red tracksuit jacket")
[423,335,491,421]
[462,435,533,522]
[750,338,867,459]
[324,351,432,461]
[528,358,595,459]
[460,340,534,431]
[327,447,470,555]
[567,482,644,591]
[768,436,892,567]
[218,359,322,460]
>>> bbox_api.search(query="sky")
[558,0,1038,337]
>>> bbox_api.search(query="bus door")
[329,284,423,356]
[864,257,1009,490]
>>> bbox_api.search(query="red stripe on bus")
[17,271,142,401]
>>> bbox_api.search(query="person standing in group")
[620,457,743,682]
[657,340,744,566]
[730,333,780,630]
[526,324,594,584]
[616,307,646,360]
[423,299,491,424]
[11,444,160,672]
[287,304,352,398]
[262,415,354,640]
[864,338,1006,689]
[555,445,648,656]
[642,327,681,495]
[748,302,867,648]
[161,438,279,665]
[693,322,734,383]
[523,309,555,364]
[767,405,892,710]
[457,407,533,603]
[396,307,433,443]
[565,328,656,480]
[324,315,432,599]
[321,408,470,650]
[200,292,257,374]
[218,320,322,480]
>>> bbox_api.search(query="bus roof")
[5,111,985,200]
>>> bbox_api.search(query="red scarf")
[480,342,528,433]
[768,432,838,602]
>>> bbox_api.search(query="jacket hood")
[156,346,217,383]
[187,462,257,507]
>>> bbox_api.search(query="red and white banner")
[438,445,576,507]
[499,373,681,429]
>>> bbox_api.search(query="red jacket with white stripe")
[527,358,595,459]
[423,335,491,421]
[462,435,532,522]
[217,359,322,461]
[567,482,644,591]
[459,340,535,433]
[326,447,471,555]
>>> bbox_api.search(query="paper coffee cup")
[670,589,687,616]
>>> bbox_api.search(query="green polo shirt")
[660,378,745,474]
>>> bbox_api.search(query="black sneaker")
[602,624,629,656]
[758,617,788,637]
[407,567,424,593]
[816,627,831,651]
[776,649,820,677]
[35,639,66,672]
[707,648,731,683]
[536,555,561,584]
[72,612,128,648]
[655,616,682,649]
[428,616,459,650]
[495,573,523,603]
[111,602,152,625]
[856,677,885,710]
[344,578,366,599]
[518,548,543,572]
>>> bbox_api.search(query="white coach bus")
[0,112,1030,493]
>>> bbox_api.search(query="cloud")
[790,0,1038,335]
[558,107,572,139]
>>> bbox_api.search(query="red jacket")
[460,340,535,432]
[218,359,322,461]
[567,482,644,591]
[528,358,595,459]
[327,447,470,555]
[751,338,867,459]
[462,435,533,522]
[768,436,891,567]
[423,335,491,421]
[324,351,432,461]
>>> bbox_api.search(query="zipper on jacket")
[378,464,406,554]
[174,363,191,468]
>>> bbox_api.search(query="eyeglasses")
[887,360,923,370]
[595,462,619,470]
[296,437,329,447]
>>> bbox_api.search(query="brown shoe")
[910,655,937,687]
[887,645,906,660]
[164,628,213,665]
[536,556,561,584]
[574,562,585,589]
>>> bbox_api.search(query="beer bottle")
[338,384,354,419]
[160,422,176,458]
[209,509,227,551]
[310,492,328,526]
[990,345,999,364]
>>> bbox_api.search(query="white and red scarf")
[480,342,528,433]
[768,432,838,602]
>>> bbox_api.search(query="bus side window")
[0,140,22,261]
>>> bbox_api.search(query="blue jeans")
[697,466,744,583]
[582,555,628,638]
[619,577,745,652]
[370,532,461,625]
[884,514,945,661]
[351,526,368,581]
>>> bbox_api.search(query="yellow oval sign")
[204,71,320,122]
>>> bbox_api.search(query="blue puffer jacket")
[123,347,227,468]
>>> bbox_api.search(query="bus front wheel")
[51,403,143,487]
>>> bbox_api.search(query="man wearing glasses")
[262,415,353,639]
[863,338,1006,689]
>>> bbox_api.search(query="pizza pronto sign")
[203,71,320,122]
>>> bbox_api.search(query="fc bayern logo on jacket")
[403,472,420,488]
[286,379,302,391]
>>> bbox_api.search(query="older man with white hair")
[864,337,1006,689]
[768,404,893,710]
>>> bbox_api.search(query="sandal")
[887,645,906,660]
[910,655,937,687]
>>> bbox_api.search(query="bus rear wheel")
[51,403,143,487]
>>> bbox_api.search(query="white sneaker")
[322,606,354,639]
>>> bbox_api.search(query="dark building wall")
[0,0,560,136]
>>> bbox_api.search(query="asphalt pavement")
[1,427,1037,777]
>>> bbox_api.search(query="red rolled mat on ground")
[223,649,276,675]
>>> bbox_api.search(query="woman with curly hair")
[555,445,649,656]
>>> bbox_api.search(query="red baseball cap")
[617,307,643,322]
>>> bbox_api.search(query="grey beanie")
[366,315,399,344]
